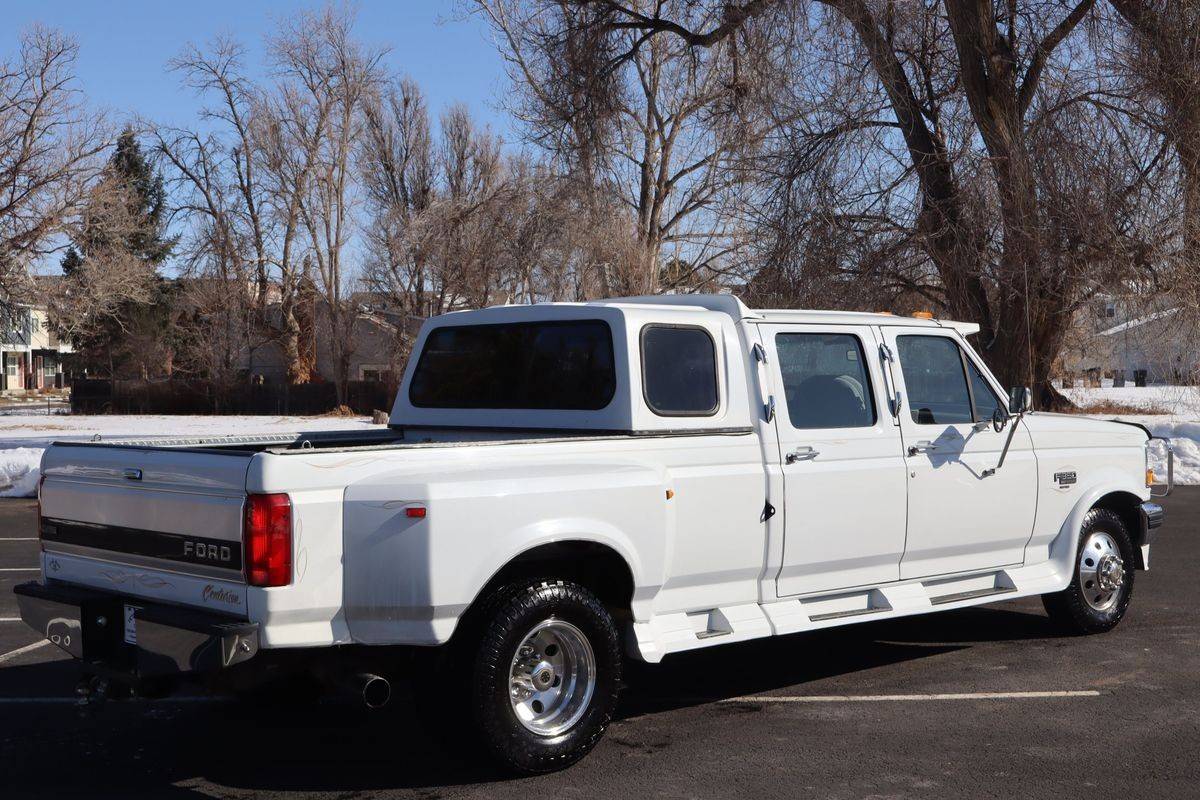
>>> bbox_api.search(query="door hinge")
[765,395,776,422]
[752,342,768,364]
[878,342,902,419]
[761,501,776,522]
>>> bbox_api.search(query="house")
[241,300,409,386]
[1,304,73,394]
[1057,294,1197,385]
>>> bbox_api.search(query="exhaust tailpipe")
[358,673,391,709]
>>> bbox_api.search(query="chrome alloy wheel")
[508,619,596,737]
[1079,530,1126,612]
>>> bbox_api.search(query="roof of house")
[1100,307,1179,336]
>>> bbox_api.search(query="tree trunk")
[280,301,311,384]
[942,0,1090,410]
[823,0,995,340]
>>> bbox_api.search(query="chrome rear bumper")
[14,580,258,678]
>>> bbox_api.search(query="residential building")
[1057,294,1196,385]
[1,304,73,394]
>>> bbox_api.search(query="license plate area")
[123,604,141,645]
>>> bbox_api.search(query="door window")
[896,336,973,424]
[775,333,876,429]
[967,359,1004,422]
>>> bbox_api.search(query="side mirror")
[1008,386,1032,414]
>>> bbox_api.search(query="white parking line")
[0,538,38,541]
[0,639,51,665]
[721,690,1102,703]
[0,567,39,572]
[0,618,22,622]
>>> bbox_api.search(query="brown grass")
[320,404,358,418]
[1068,400,1168,416]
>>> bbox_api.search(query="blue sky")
[2,0,516,140]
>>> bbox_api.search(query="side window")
[896,335,973,424]
[775,333,876,429]
[641,325,719,416]
[967,359,1003,422]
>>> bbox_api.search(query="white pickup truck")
[16,295,1170,772]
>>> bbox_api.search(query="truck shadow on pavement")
[0,604,1058,797]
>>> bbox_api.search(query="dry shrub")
[321,404,357,418]
[1069,400,1168,416]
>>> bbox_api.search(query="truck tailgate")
[37,443,253,615]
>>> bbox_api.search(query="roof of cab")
[460,294,980,336]
[589,294,981,336]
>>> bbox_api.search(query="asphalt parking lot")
[1,492,1197,799]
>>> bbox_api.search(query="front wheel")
[1042,508,1135,634]
[471,580,622,774]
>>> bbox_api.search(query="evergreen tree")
[61,128,177,378]
[59,246,82,277]
[108,128,173,266]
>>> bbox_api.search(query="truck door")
[880,327,1037,579]
[762,324,908,596]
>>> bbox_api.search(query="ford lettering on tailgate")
[40,518,243,571]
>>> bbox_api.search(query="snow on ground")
[1062,383,1200,415]
[1066,383,1200,485]
[0,414,380,497]
[2,385,1200,496]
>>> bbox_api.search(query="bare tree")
[1107,1,1200,325]
[551,0,1148,406]
[359,75,436,357]
[46,176,160,348]
[166,37,272,308]
[0,26,107,322]
[475,0,762,294]
[271,5,384,404]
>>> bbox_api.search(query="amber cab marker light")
[912,311,934,319]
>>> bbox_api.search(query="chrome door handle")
[907,441,939,456]
[785,447,820,464]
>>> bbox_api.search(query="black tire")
[1042,507,1136,634]
[468,580,622,774]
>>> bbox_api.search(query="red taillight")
[405,505,426,519]
[243,493,292,587]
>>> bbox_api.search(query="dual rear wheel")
[444,507,1137,774]
[426,580,623,775]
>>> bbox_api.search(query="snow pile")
[0,448,43,498]
[1066,384,1200,485]
[1120,417,1200,486]
[0,414,380,498]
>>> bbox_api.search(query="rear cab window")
[409,320,616,410]
[640,325,719,416]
